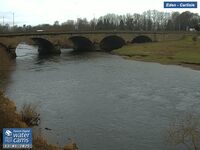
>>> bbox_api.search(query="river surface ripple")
[5,44,200,150]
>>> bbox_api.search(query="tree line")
[0,10,200,33]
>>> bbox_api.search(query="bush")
[166,114,200,150]
[20,103,40,126]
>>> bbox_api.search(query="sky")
[0,0,199,26]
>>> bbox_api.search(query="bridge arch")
[31,37,61,55]
[100,35,125,51]
[132,35,152,43]
[69,36,93,51]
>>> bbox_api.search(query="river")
[4,44,200,150]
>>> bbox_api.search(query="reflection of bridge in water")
[0,31,189,57]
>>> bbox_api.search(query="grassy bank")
[113,35,200,70]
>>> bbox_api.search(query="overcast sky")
[0,0,199,26]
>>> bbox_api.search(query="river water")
[4,44,200,150]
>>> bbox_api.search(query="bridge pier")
[32,38,61,55]
[9,48,17,58]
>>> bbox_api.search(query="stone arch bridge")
[0,31,187,56]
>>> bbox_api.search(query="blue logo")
[164,1,197,8]
[3,128,32,149]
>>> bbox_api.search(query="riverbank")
[0,91,63,150]
[112,35,200,70]
[0,49,74,150]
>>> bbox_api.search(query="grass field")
[113,35,200,69]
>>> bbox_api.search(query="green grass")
[113,35,200,68]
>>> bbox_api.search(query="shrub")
[166,114,200,150]
[20,103,40,126]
